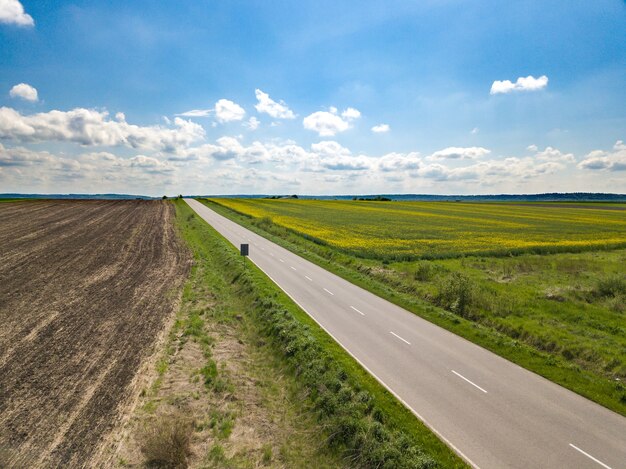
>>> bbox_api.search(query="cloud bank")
[1,97,623,195]
[0,107,205,151]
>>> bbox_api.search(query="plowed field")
[0,200,189,467]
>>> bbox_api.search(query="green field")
[204,198,626,416]
[213,198,626,259]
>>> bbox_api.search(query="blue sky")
[1,0,625,195]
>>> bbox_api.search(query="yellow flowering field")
[211,198,626,259]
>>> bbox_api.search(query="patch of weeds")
[184,313,204,338]
[216,414,234,439]
[138,411,193,468]
[414,261,434,281]
[142,400,158,414]
[156,357,169,376]
[197,360,231,393]
[261,444,272,465]
[594,276,626,298]
[199,360,218,387]
[206,444,228,466]
[607,294,625,313]
[436,272,477,319]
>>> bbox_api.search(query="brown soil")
[0,200,190,468]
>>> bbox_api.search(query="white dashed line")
[323,288,334,296]
[291,266,297,271]
[390,331,411,345]
[569,444,612,469]
[279,259,285,263]
[350,306,365,316]
[305,275,313,281]
[451,370,488,394]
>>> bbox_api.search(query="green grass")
[200,198,626,417]
[175,200,466,468]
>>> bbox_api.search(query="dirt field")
[0,200,190,468]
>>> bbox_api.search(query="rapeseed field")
[213,198,626,259]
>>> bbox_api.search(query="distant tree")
[356,195,391,201]
[162,195,168,200]
[290,194,299,199]
[178,194,183,199]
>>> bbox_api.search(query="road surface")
[185,198,626,469]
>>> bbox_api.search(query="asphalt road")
[185,198,626,469]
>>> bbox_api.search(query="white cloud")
[129,154,175,174]
[176,109,212,117]
[428,146,490,160]
[371,124,390,133]
[0,143,54,166]
[471,127,479,135]
[377,152,421,172]
[341,107,361,120]
[174,136,310,166]
[0,0,34,26]
[534,146,575,163]
[318,156,371,171]
[526,144,538,152]
[311,140,351,158]
[307,140,373,171]
[214,99,246,123]
[490,75,548,95]
[418,163,474,181]
[212,136,244,160]
[254,89,295,119]
[303,106,360,137]
[0,106,205,152]
[303,111,349,137]
[244,116,260,130]
[0,144,176,192]
[9,83,38,102]
[417,156,565,183]
[578,141,626,172]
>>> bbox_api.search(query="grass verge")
[200,198,626,417]
[176,200,465,468]
[116,202,347,467]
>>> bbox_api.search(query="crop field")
[0,200,189,467]
[213,198,626,259]
[205,198,626,415]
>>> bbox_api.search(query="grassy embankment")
[128,200,464,467]
[202,198,626,417]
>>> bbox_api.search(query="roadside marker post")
[240,243,249,268]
